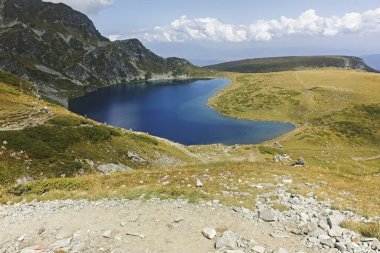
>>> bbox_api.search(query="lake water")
[69,79,295,145]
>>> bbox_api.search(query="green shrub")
[8,178,89,196]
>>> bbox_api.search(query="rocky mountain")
[0,0,196,106]
[206,56,377,73]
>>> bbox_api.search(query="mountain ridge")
[0,0,197,106]
[206,55,377,73]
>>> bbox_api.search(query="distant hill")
[206,56,377,73]
[361,55,380,71]
[0,0,196,105]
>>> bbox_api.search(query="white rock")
[18,234,26,242]
[215,230,239,250]
[201,227,217,239]
[102,230,112,238]
[282,179,293,184]
[328,225,344,237]
[259,209,276,222]
[196,179,203,187]
[270,231,289,238]
[49,237,73,249]
[252,245,266,253]
[274,247,289,253]
[327,214,345,228]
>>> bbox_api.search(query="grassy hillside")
[210,69,380,172]
[206,56,377,73]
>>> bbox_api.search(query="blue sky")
[48,0,380,65]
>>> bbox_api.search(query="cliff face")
[0,0,195,105]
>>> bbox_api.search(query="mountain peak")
[0,0,195,106]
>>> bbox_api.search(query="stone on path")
[126,231,145,239]
[201,227,217,239]
[274,247,289,253]
[102,230,112,238]
[252,245,266,253]
[270,231,289,238]
[215,230,239,250]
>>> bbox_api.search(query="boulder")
[97,164,132,174]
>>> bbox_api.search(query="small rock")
[252,245,266,253]
[371,240,380,250]
[270,232,289,238]
[18,234,26,242]
[327,214,345,228]
[37,227,46,235]
[126,232,144,239]
[215,230,239,250]
[173,217,184,223]
[274,247,288,253]
[282,179,293,184]
[259,209,276,222]
[196,179,203,187]
[328,225,343,237]
[320,239,335,248]
[102,230,112,238]
[201,227,217,240]
[335,242,347,252]
[120,222,127,227]
[49,237,72,249]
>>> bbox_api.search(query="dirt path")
[0,199,323,253]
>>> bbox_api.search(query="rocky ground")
[1,184,379,253]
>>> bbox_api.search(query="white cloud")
[108,34,120,41]
[45,0,114,15]
[143,8,380,43]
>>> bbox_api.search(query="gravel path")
[0,190,379,253]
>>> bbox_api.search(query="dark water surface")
[69,79,295,145]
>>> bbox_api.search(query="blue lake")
[68,79,295,145]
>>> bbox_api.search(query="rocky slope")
[0,0,196,106]
[206,56,377,73]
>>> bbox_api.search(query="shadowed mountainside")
[0,0,198,105]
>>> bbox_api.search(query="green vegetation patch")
[8,178,90,196]
[0,124,120,159]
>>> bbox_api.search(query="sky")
[47,0,380,65]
